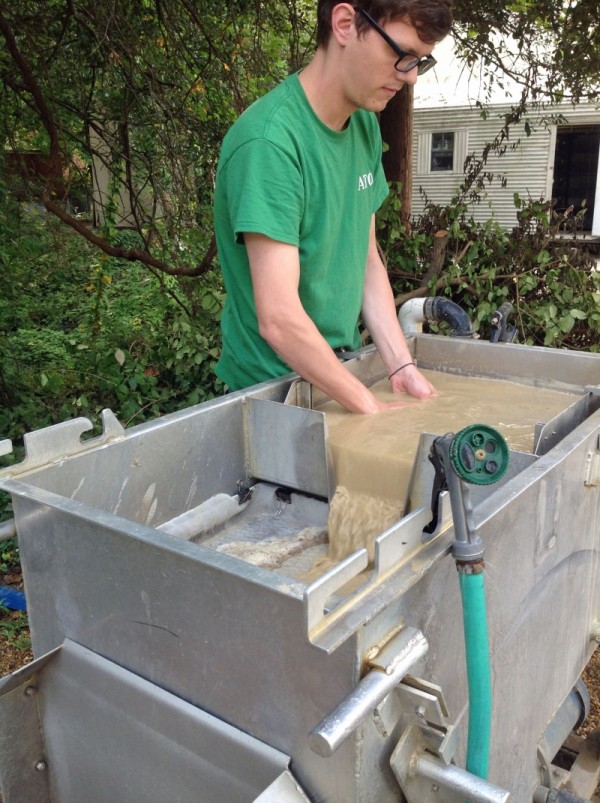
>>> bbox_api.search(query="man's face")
[342,12,435,113]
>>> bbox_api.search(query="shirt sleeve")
[222,138,304,247]
[371,119,389,214]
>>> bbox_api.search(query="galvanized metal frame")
[1,336,599,801]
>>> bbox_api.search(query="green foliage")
[0,539,19,574]
[0,1,316,276]
[0,539,29,651]
[453,0,600,105]
[379,187,600,351]
[0,185,225,464]
[0,605,30,652]
[0,2,317,474]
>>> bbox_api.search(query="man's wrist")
[388,361,415,381]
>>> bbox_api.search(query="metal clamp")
[308,627,428,757]
[391,722,512,803]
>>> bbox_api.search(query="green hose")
[459,568,492,780]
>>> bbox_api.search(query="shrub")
[378,188,600,351]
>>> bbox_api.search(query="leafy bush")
[0,189,225,464]
[378,187,600,350]
[0,607,30,652]
[0,539,30,651]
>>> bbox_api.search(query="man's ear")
[330,3,356,46]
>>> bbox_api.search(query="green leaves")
[452,0,599,106]
[0,198,225,444]
[381,186,600,353]
[0,1,317,278]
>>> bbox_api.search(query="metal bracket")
[303,548,370,643]
[373,503,446,576]
[302,498,452,651]
[297,381,313,410]
[396,676,450,726]
[391,722,512,803]
[535,392,600,457]
[584,435,600,487]
[0,410,125,477]
[394,678,457,765]
[283,379,314,410]
[244,397,335,500]
[308,627,428,757]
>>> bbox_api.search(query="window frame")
[417,129,468,176]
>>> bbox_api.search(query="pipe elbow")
[399,297,474,338]
[398,298,427,336]
[424,297,474,338]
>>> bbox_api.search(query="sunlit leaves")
[0,0,316,277]
[452,0,599,105]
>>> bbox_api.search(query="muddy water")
[312,370,577,575]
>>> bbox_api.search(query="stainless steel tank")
[0,335,599,802]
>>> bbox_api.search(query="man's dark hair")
[316,0,453,48]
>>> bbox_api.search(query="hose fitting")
[424,296,474,337]
[399,297,474,337]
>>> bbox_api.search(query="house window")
[431,132,454,171]
[416,130,467,175]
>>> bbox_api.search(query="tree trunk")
[422,229,449,286]
[380,84,414,226]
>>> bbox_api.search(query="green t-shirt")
[214,72,389,390]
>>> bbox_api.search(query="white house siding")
[411,103,600,230]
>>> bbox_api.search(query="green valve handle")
[449,424,509,485]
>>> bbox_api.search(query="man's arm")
[245,232,416,414]
[361,217,436,399]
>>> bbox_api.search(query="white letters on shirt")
[357,172,374,191]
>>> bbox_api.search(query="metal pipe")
[539,680,590,766]
[398,297,475,338]
[534,787,595,803]
[415,753,511,802]
[0,519,16,543]
[424,296,475,337]
[308,630,428,757]
[156,494,248,540]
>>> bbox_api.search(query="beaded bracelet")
[388,361,415,380]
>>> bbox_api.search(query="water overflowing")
[317,370,576,570]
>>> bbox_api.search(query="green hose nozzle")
[449,424,509,486]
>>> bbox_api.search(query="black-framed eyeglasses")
[355,8,436,75]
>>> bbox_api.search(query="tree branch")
[44,196,216,275]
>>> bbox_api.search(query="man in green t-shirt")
[214,0,452,414]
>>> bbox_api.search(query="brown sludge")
[312,370,577,576]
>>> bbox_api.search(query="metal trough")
[0,335,599,802]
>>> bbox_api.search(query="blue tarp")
[0,585,26,611]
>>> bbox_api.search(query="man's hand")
[389,363,437,400]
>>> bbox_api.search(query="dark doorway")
[552,125,599,230]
